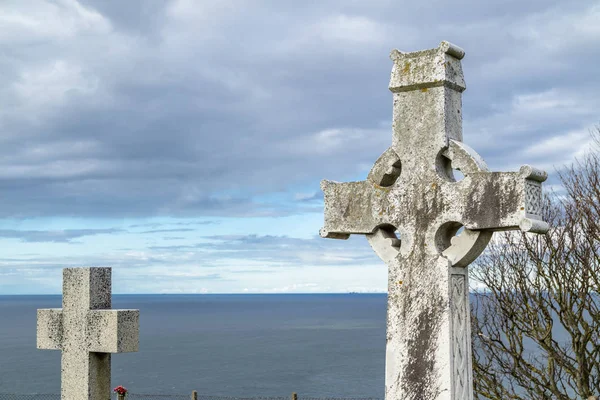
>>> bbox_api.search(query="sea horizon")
[0,293,387,397]
[0,292,387,296]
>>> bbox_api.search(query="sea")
[0,294,387,398]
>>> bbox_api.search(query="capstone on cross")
[37,267,139,400]
[320,41,549,400]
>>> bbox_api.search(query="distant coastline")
[0,292,388,296]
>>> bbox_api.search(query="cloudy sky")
[0,0,597,294]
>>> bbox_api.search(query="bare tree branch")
[472,126,600,399]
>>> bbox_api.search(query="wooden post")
[191,390,198,400]
[291,392,298,400]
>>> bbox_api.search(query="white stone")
[37,267,139,400]
[320,41,549,400]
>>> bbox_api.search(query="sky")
[0,0,598,294]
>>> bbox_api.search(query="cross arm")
[457,165,549,234]
[37,308,63,350]
[87,309,139,353]
[319,179,392,239]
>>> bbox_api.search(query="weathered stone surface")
[37,267,139,400]
[320,41,549,400]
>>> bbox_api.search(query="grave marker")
[37,267,139,400]
[320,41,549,399]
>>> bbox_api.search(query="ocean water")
[0,294,386,398]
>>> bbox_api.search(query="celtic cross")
[320,41,549,400]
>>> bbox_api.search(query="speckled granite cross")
[37,267,139,400]
[320,42,549,400]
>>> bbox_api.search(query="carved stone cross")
[37,267,139,400]
[320,42,549,400]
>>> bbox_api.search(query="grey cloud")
[0,184,296,218]
[137,228,195,234]
[0,252,173,269]
[146,244,196,251]
[171,221,220,226]
[295,191,324,202]
[0,228,123,243]
[128,220,219,229]
[77,0,167,37]
[148,234,379,267]
[0,231,380,294]
[0,0,597,218]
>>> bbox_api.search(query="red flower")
[113,385,128,395]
